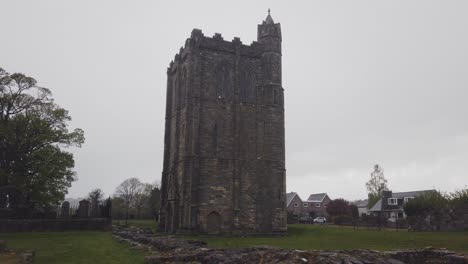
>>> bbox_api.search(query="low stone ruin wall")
[112,226,468,264]
[0,240,35,263]
[0,218,111,232]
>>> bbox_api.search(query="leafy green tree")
[0,67,84,210]
[366,164,388,208]
[327,198,350,217]
[449,188,468,210]
[404,190,448,230]
[326,198,358,224]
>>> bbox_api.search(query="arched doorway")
[207,211,222,234]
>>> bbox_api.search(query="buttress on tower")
[159,12,286,234]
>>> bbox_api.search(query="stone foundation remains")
[112,226,468,264]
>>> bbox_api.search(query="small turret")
[257,9,282,53]
[258,9,282,87]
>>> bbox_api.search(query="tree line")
[85,178,161,224]
[404,189,468,231]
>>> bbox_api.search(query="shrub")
[327,199,359,225]
[332,215,354,225]
[449,189,468,210]
[404,191,448,231]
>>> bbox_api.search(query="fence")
[0,198,112,232]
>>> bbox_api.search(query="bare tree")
[366,164,388,208]
[115,178,141,224]
[133,183,152,219]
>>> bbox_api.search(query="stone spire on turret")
[257,9,282,47]
[265,8,274,24]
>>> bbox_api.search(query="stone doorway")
[207,211,222,234]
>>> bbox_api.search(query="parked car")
[313,217,327,224]
[298,216,313,224]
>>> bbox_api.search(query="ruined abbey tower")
[159,12,286,234]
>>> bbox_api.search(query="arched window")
[212,123,218,155]
[172,77,178,110]
[180,123,186,154]
[181,67,188,103]
[240,68,256,103]
[215,63,233,99]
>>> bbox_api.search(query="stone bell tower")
[159,11,286,235]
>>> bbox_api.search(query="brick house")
[286,192,306,216]
[286,192,331,218]
[305,193,331,218]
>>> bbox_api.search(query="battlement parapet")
[168,28,264,73]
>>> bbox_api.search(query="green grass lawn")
[186,224,468,253]
[1,222,467,264]
[112,219,158,232]
[0,231,145,264]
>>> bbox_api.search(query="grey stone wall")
[160,14,286,234]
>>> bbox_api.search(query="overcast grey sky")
[1,0,467,201]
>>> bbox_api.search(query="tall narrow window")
[181,68,188,106]
[213,124,218,155]
[216,64,232,99]
[181,124,186,142]
[172,78,178,110]
[240,68,256,103]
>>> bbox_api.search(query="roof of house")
[369,199,382,212]
[354,200,368,208]
[369,190,436,212]
[307,193,328,202]
[286,192,302,206]
[391,190,435,199]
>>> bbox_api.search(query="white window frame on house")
[404,197,415,203]
[294,203,298,207]
[303,203,308,207]
[388,198,398,205]
[316,203,321,207]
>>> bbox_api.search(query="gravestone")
[78,199,89,218]
[61,201,70,218]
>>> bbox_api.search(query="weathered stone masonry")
[159,13,286,234]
